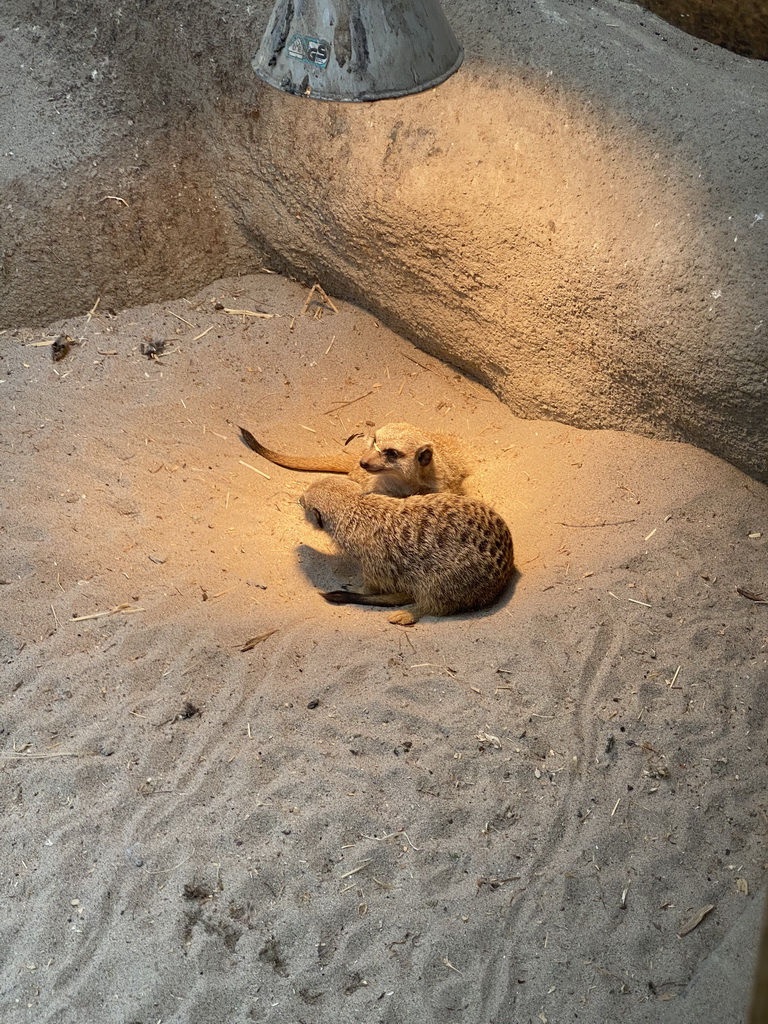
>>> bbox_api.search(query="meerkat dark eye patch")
[310,507,324,529]
[416,445,433,467]
[383,449,403,460]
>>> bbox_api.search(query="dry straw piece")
[677,904,715,938]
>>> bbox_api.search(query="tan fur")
[299,476,515,625]
[240,422,467,497]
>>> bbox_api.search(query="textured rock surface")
[636,0,768,59]
[1,0,766,480]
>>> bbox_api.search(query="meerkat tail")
[321,590,413,607]
[239,427,354,473]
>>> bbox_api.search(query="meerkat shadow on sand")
[296,542,363,594]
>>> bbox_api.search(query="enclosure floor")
[1,274,765,1024]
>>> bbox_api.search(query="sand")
[1,273,766,1023]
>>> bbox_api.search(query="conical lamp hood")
[253,0,463,102]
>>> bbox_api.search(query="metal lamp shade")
[252,0,463,102]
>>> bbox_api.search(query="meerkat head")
[300,476,358,529]
[355,423,435,485]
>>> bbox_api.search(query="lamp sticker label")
[287,34,330,68]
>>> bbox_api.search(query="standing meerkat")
[299,476,515,625]
[240,422,468,497]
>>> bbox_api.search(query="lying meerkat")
[240,422,467,498]
[299,476,515,625]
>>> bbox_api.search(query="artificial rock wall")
[1,0,766,480]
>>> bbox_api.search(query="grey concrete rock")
[1,0,766,481]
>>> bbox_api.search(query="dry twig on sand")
[71,603,145,622]
[240,629,279,652]
[239,459,271,479]
[678,904,715,937]
[222,307,277,319]
[302,283,338,316]
[324,387,378,415]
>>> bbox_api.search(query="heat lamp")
[252,0,463,102]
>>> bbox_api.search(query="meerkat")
[240,422,467,498]
[299,476,515,625]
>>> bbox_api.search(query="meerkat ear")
[416,445,433,467]
[303,506,324,529]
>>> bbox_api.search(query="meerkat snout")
[359,439,433,475]
[359,443,402,474]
